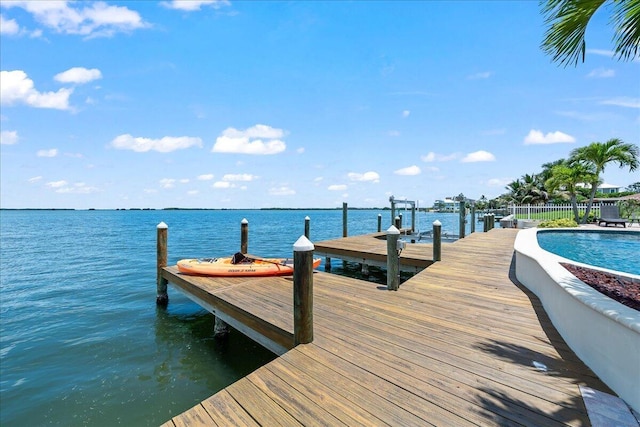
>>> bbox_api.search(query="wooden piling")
[399,213,403,230]
[394,216,401,230]
[386,226,400,291]
[342,202,348,238]
[293,235,314,345]
[483,214,489,232]
[470,204,476,233]
[214,316,230,339]
[304,216,310,239]
[411,205,416,233]
[433,220,442,262]
[459,201,466,239]
[377,214,382,232]
[156,222,169,306]
[240,218,248,254]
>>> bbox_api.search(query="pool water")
[536,230,640,276]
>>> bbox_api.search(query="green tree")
[626,182,640,192]
[545,161,598,222]
[570,138,640,222]
[541,0,640,66]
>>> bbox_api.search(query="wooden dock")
[161,228,612,426]
[313,230,434,273]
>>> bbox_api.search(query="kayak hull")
[177,256,322,277]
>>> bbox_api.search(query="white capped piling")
[459,201,466,239]
[394,216,401,230]
[156,222,169,306]
[483,214,489,232]
[304,216,310,239]
[411,204,416,233]
[377,214,382,232]
[470,204,476,233]
[293,235,314,345]
[240,218,248,254]
[386,225,400,291]
[433,220,442,262]
[399,213,403,230]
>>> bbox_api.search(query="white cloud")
[187,190,199,196]
[222,173,255,182]
[586,68,615,78]
[1,70,72,110]
[197,173,214,180]
[1,1,148,38]
[523,129,575,145]
[159,178,176,189]
[110,134,202,153]
[388,130,400,137]
[55,182,99,194]
[0,130,18,145]
[420,151,460,162]
[394,165,421,176]
[328,184,347,191]
[160,0,230,11]
[54,67,102,84]
[467,71,492,80]
[348,171,380,183]
[487,178,512,187]
[296,147,305,154]
[402,110,410,118]
[46,180,67,189]
[600,97,640,108]
[179,178,189,184]
[461,150,496,162]
[269,186,295,196]
[37,148,58,157]
[0,14,19,34]
[212,124,287,155]
[212,181,233,189]
[28,176,43,183]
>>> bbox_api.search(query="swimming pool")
[536,230,640,276]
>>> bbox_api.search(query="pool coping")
[514,227,640,413]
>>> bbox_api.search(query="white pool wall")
[514,227,640,412]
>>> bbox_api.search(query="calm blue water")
[0,209,469,426]
[537,230,640,276]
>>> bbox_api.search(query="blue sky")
[1,0,638,209]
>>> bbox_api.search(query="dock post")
[156,222,169,306]
[342,203,347,269]
[386,225,400,291]
[394,216,401,230]
[459,201,466,239]
[411,205,416,233]
[304,216,310,239]
[399,213,403,230]
[433,220,442,262]
[214,316,230,339]
[377,214,382,232]
[293,235,314,345]
[325,257,331,271]
[483,214,488,232]
[490,213,495,230]
[240,218,248,254]
[342,202,348,237]
[470,204,476,233]
[361,263,370,278]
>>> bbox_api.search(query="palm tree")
[541,0,640,66]
[545,161,598,222]
[570,138,640,222]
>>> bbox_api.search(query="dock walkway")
[161,229,611,426]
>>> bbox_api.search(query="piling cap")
[241,218,248,224]
[157,222,168,229]
[293,235,314,251]
[305,216,310,220]
[433,220,442,226]
[386,225,400,235]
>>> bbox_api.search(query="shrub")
[538,218,578,228]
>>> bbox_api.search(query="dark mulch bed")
[561,263,640,311]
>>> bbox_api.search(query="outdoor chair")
[597,205,626,228]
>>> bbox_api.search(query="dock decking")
[161,228,612,426]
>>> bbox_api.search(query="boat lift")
[389,195,417,233]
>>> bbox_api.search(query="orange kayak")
[177,253,322,277]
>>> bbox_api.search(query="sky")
[1,0,638,209]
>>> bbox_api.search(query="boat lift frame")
[389,195,417,233]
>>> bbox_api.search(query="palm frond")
[611,0,640,61]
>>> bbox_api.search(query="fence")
[510,203,601,221]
